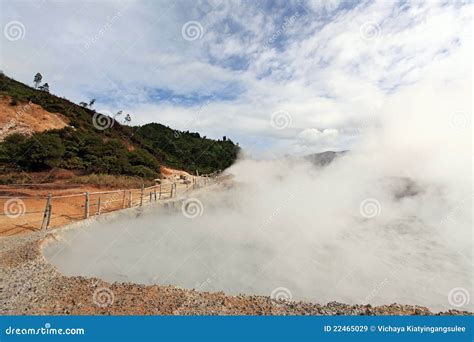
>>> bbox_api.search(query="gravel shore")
[0,229,470,316]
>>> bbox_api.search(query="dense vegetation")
[133,123,239,174]
[0,73,239,179]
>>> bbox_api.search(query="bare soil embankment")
[0,96,69,141]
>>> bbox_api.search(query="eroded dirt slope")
[0,96,70,140]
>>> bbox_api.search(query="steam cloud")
[43,48,472,312]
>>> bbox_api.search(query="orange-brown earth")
[0,176,188,236]
[0,184,115,236]
[160,166,193,179]
[0,96,70,140]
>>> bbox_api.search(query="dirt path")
[0,181,192,237]
[0,185,106,236]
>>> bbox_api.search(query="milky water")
[43,162,473,312]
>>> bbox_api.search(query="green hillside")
[0,73,239,180]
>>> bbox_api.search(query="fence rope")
[1,174,220,233]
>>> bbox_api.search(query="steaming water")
[43,158,473,312]
[42,34,472,311]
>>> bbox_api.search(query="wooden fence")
[0,175,217,234]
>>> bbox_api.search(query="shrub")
[67,174,154,188]
[127,165,159,179]
[9,96,18,106]
[27,133,66,169]
[59,156,85,169]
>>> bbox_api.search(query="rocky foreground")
[0,230,470,316]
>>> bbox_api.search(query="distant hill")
[133,123,238,174]
[0,73,239,180]
[304,151,347,167]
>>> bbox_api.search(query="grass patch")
[66,174,155,189]
[0,173,34,185]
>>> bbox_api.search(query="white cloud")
[0,0,471,156]
[298,128,339,145]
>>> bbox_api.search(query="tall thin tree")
[33,73,42,88]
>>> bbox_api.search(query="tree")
[39,83,49,92]
[3,133,65,170]
[79,102,88,108]
[27,133,65,169]
[1,133,28,162]
[88,99,96,108]
[33,73,42,88]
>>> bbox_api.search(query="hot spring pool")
[42,190,472,313]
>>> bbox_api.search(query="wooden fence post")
[129,191,132,208]
[149,191,152,202]
[97,196,101,215]
[46,199,52,228]
[122,190,126,208]
[84,192,90,218]
[154,187,157,201]
[140,185,144,206]
[41,194,52,230]
[159,185,162,199]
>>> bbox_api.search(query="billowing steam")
[43,46,472,312]
[43,148,472,312]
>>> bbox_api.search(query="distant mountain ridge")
[304,151,348,167]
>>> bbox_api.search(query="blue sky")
[0,0,471,157]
